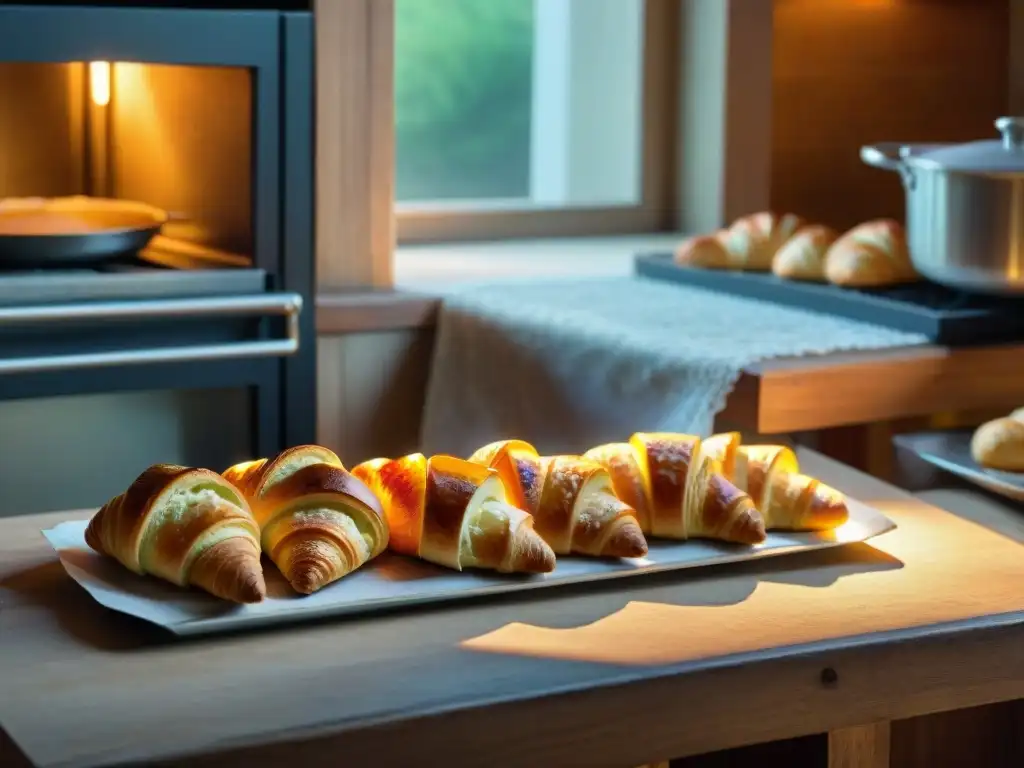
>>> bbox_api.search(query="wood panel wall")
[771,0,1010,233]
[316,330,433,465]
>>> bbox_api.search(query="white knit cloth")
[420,277,928,457]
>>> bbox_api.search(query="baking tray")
[894,430,1024,502]
[635,252,1024,345]
[43,500,895,638]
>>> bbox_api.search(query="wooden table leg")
[829,722,891,768]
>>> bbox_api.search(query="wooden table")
[1,450,1022,768]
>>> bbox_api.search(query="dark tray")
[893,430,1024,503]
[635,252,1024,345]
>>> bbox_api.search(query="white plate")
[895,430,1024,503]
[43,501,896,638]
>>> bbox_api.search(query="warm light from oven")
[89,61,111,107]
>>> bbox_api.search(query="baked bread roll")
[353,453,556,574]
[722,212,807,271]
[223,445,387,594]
[468,440,648,558]
[825,219,918,287]
[771,224,839,282]
[85,465,266,603]
[673,231,733,269]
[584,432,766,544]
[971,413,1024,471]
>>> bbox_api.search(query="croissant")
[722,211,807,271]
[224,445,388,594]
[468,440,648,558]
[584,433,765,544]
[674,231,733,269]
[771,224,838,282]
[971,413,1024,471]
[353,453,556,574]
[699,431,849,531]
[85,465,266,603]
[825,219,918,287]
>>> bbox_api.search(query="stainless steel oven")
[0,2,315,516]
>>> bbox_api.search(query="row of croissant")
[85,432,850,604]
[675,211,917,288]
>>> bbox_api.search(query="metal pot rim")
[895,117,1024,174]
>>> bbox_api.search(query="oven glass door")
[0,290,299,517]
[0,388,253,517]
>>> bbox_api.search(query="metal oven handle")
[0,293,302,375]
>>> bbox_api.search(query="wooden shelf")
[722,344,1024,434]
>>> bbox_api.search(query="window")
[394,0,673,242]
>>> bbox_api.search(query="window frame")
[395,0,680,245]
[312,0,774,290]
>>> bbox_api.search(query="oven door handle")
[0,293,302,375]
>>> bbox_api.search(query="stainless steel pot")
[861,116,1024,295]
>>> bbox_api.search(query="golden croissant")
[85,464,266,603]
[771,224,838,282]
[723,211,807,271]
[353,453,556,574]
[585,432,766,544]
[468,439,648,558]
[224,445,388,594]
[699,431,849,531]
[674,231,733,269]
[825,219,918,287]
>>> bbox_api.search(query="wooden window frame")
[314,0,774,290]
[396,0,679,245]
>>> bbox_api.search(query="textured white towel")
[420,277,929,457]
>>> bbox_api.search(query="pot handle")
[860,143,905,171]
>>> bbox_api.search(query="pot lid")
[902,117,1024,172]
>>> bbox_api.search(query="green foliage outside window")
[395,0,534,202]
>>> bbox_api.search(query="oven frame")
[0,5,316,459]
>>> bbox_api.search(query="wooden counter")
[317,291,1024,439]
[1,450,1022,768]
[722,344,1024,434]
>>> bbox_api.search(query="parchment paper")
[43,501,895,638]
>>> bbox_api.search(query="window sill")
[315,232,683,333]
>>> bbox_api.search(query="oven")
[0,2,315,516]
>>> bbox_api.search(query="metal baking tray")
[635,252,1024,345]
[44,501,895,637]
[894,430,1024,502]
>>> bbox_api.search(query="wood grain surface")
[314,0,394,289]
[723,344,1024,434]
[771,0,1009,234]
[0,450,1021,768]
[828,723,890,768]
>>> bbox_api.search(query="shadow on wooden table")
[457,542,902,666]
[0,560,170,651]
[0,540,901,658]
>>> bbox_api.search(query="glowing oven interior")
[0,62,253,266]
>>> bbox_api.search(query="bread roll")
[673,231,732,269]
[723,212,806,271]
[825,219,918,288]
[971,417,1024,471]
[772,225,839,282]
